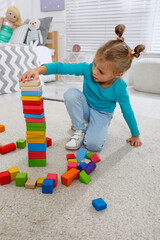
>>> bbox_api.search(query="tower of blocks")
[19,79,47,167]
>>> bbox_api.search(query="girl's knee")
[64,88,81,102]
[84,138,104,152]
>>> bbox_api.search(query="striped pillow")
[9,24,29,44]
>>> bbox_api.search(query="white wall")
[14,0,66,61]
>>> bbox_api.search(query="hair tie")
[131,50,135,54]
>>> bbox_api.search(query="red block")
[25,117,45,123]
[0,143,16,154]
[22,99,43,106]
[0,171,11,185]
[46,137,52,147]
[67,162,78,171]
[66,154,76,160]
[28,151,46,159]
[23,105,44,114]
[46,173,58,187]
[90,153,101,163]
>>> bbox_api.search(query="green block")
[86,152,93,160]
[28,159,46,167]
[27,126,46,131]
[16,139,26,149]
[15,173,28,186]
[79,170,91,184]
[26,122,46,128]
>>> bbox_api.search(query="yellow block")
[26,137,46,144]
[37,177,46,187]
[68,158,77,162]
[8,167,20,180]
[26,130,46,136]
[21,96,42,101]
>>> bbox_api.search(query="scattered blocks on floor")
[37,177,46,187]
[16,139,26,149]
[46,137,52,147]
[67,161,78,171]
[92,198,107,211]
[42,179,54,194]
[68,158,77,162]
[15,173,28,186]
[66,154,76,160]
[76,148,87,163]
[82,161,96,175]
[86,152,93,160]
[0,143,16,154]
[28,159,46,167]
[0,124,5,133]
[25,178,37,189]
[90,153,101,163]
[77,162,87,171]
[8,167,20,180]
[0,171,11,185]
[61,168,80,187]
[79,170,91,184]
[80,158,91,164]
[46,173,58,187]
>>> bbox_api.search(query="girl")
[19,25,145,152]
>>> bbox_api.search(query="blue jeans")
[64,88,113,152]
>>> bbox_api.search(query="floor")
[0,80,160,119]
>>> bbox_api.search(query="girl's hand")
[19,69,39,83]
[126,136,142,147]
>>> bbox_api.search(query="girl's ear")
[115,72,123,79]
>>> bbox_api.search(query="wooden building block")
[19,79,41,87]
[46,173,58,187]
[86,152,93,160]
[0,171,11,185]
[90,153,101,163]
[79,170,91,184]
[67,161,78,171]
[25,116,45,123]
[80,158,91,164]
[61,168,80,187]
[21,86,42,92]
[23,105,44,115]
[42,179,54,194]
[37,177,46,187]
[28,151,46,160]
[0,124,5,133]
[21,96,42,101]
[0,143,16,154]
[8,167,20,180]
[25,178,37,189]
[23,99,43,106]
[68,158,77,162]
[21,90,42,97]
[46,137,52,147]
[15,173,28,186]
[76,148,87,163]
[16,139,26,149]
[28,159,46,167]
[66,154,76,160]
[28,142,47,152]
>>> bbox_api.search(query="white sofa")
[133,58,160,94]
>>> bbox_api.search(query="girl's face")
[92,58,122,84]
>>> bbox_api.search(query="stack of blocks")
[19,80,47,167]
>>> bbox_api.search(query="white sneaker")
[71,120,89,131]
[65,130,85,150]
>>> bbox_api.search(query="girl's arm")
[19,65,47,82]
[118,87,142,147]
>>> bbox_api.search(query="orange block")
[0,124,5,133]
[61,168,80,187]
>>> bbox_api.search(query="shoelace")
[71,131,83,140]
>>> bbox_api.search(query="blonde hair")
[7,7,22,29]
[95,24,145,74]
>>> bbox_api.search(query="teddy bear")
[0,7,23,43]
[26,18,43,47]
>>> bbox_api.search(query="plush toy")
[0,7,23,43]
[27,18,43,47]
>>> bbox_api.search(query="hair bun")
[115,24,126,41]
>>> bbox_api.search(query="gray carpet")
[0,99,160,240]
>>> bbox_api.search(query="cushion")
[9,24,29,44]
[24,17,53,46]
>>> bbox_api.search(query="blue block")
[42,179,54,194]
[77,162,87,171]
[92,198,107,211]
[21,90,42,97]
[28,142,47,152]
[76,148,87,163]
[24,113,44,119]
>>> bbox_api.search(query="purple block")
[82,161,96,175]
[40,0,65,12]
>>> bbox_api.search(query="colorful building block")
[46,137,52,147]
[0,124,5,132]
[28,159,46,167]
[67,161,78,171]
[28,142,47,152]
[86,152,93,160]
[21,90,42,97]
[92,198,107,211]
[19,79,41,87]
[24,113,44,119]
[37,177,46,187]
[0,143,16,154]
[23,99,43,106]
[16,139,26,149]
[15,173,28,186]
[21,96,42,101]
[46,173,58,187]
[61,168,80,187]
[25,178,37,189]
[79,170,91,184]
[8,167,20,180]
[0,171,11,185]
[23,105,44,115]
[90,153,101,163]
[68,158,77,162]
[82,161,96,175]
[76,148,87,163]
[80,158,91,164]
[21,86,42,92]
[25,116,45,123]
[42,179,54,194]
[28,151,46,159]
[77,162,87,171]
[66,154,76,160]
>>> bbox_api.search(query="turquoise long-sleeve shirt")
[44,62,140,136]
